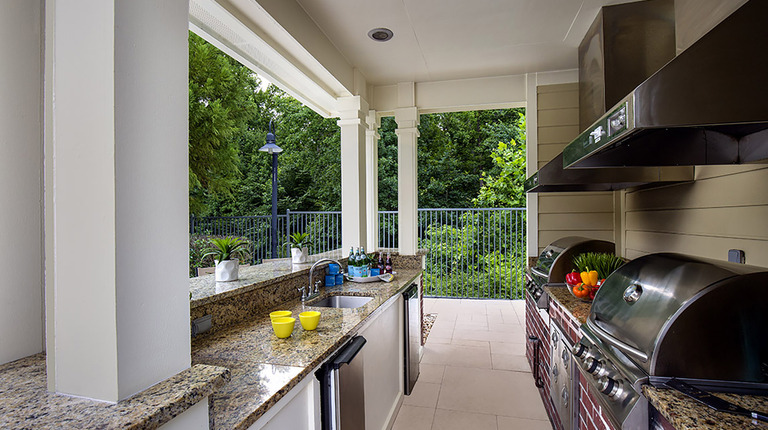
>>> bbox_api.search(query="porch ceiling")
[295,0,642,86]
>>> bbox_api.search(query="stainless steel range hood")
[524,154,691,193]
[563,0,768,169]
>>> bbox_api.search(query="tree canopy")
[188,32,527,216]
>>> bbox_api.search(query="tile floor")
[393,298,553,430]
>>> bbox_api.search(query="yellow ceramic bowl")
[299,311,321,331]
[270,310,292,320]
[271,317,296,338]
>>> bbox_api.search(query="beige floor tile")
[403,381,441,408]
[488,322,524,334]
[427,335,452,345]
[419,364,446,384]
[450,338,490,348]
[452,329,519,343]
[432,409,498,430]
[422,343,492,369]
[438,366,549,420]
[392,405,436,430]
[490,341,526,356]
[429,328,455,339]
[510,300,525,314]
[491,353,531,372]
[454,321,489,331]
[497,416,553,430]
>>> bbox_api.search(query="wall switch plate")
[191,314,212,337]
[728,249,745,264]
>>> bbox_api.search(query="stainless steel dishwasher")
[403,283,420,395]
[316,336,367,430]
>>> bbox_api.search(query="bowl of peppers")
[566,252,625,302]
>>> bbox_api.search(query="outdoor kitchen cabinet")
[247,293,405,430]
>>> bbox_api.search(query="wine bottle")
[385,252,393,274]
[378,252,385,271]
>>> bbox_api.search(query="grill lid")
[588,253,768,382]
[531,236,614,287]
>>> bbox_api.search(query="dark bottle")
[378,252,385,271]
[385,252,393,274]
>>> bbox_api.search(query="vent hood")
[563,0,768,169]
[525,0,692,194]
[524,154,691,193]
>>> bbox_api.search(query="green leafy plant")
[287,232,312,249]
[573,252,625,279]
[202,236,250,263]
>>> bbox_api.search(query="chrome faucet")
[299,258,342,302]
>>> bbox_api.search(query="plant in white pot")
[202,237,250,282]
[287,232,312,264]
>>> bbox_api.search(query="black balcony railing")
[190,208,526,299]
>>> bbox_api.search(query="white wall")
[52,0,191,402]
[0,0,45,365]
[114,0,192,399]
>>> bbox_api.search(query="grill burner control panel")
[572,331,648,429]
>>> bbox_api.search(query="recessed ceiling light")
[368,28,393,42]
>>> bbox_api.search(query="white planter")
[291,247,309,263]
[214,259,239,282]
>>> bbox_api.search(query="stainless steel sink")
[309,295,372,309]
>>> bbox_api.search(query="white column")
[338,96,369,251]
[0,0,44,366]
[51,0,190,402]
[395,107,420,255]
[366,110,380,251]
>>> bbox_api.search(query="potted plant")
[287,232,312,263]
[202,237,250,282]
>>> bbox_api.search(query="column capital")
[395,127,420,137]
[337,95,369,119]
[394,106,419,129]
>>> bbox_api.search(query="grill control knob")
[585,357,610,377]
[572,343,588,359]
[598,377,624,399]
[552,330,559,343]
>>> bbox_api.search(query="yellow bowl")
[271,317,296,338]
[299,311,321,331]
[270,310,292,320]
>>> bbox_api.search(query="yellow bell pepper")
[580,270,599,287]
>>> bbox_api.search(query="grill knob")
[598,377,623,399]
[572,343,588,358]
[552,330,559,343]
[585,357,610,377]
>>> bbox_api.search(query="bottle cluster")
[347,247,393,277]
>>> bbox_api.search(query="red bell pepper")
[566,271,581,285]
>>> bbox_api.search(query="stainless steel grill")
[573,252,768,429]
[526,236,615,307]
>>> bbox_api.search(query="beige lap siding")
[535,83,614,253]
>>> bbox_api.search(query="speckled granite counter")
[0,353,230,429]
[544,285,591,324]
[192,268,423,430]
[643,385,768,430]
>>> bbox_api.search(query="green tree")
[473,112,527,208]
[377,108,525,209]
[188,32,258,215]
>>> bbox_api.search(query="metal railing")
[190,208,526,299]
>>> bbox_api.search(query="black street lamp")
[259,120,283,259]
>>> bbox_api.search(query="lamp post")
[259,120,283,259]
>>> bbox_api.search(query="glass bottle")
[385,252,393,274]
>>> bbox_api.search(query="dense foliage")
[189,33,527,216]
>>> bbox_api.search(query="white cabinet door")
[359,295,404,430]
[249,374,320,430]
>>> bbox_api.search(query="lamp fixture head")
[259,119,283,154]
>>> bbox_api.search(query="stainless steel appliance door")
[317,336,367,430]
[403,283,420,395]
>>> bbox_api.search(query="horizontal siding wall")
[536,83,613,253]
[623,0,767,266]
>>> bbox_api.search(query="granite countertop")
[544,285,591,324]
[190,249,348,307]
[192,268,423,430]
[643,385,768,430]
[0,354,230,430]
